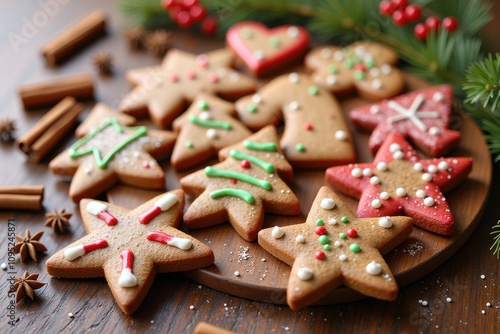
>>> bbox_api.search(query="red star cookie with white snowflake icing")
[305,41,404,100]
[119,49,256,128]
[46,190,214,314]
[171,94,251,171]
[180,126,300,241]
[349,84,461,157]
[325,133,472,235]
[258,186,413,310]
[49,104,176,203]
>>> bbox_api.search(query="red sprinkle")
[354,63,367,72]
[315,250,326,260]
[142,161,150,169]
[187,70,197,79]
[170,73,179,82]
[304,123,313,131]
[241,160,251,169]
[315,226,327,236]
[346,228,358,238]
[208,73,219,83]
[230,179,237,184]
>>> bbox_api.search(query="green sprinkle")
[364,58,375,68]
[339,233,347,240]
[308,85,319,96]
[354,71,366,81]
[323,245,331,251]
[319,235,330,245]
[295,143,305,152]
[269,37,281,48]
[344,59,354,69]
[328,64,338,74]
[341,216,349,223]
[247,104,257,113]
[316,219,324,226]
[353,54,362,63]
[185,141,194,148]
[349,243,361,253]
[198,100,209,110]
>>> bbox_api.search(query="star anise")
[92,51,113,75]
[145,29,171,57]
[124,26,146,50]
[8,271,46,303]
[44,209,72,233]
[14,229,47,263]
[0,118,16,142]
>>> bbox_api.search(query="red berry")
[189,4,206,21]
[403,4,421,22]
[392,10,406,26]
[392,0,408,9]
[162,0,179,10]
[315,226,327,236]
[414,23,429,40]
[425,16,441,31]
[176,10,193,28]
[315,250,326,260]
[442,16,458,32]
[379,1,395,16]
[346,228,358,238]
[241,160,251,169]
[201,16,218,35]
[168,6,182,21]
[181,0,197,9]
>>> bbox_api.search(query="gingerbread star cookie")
[119,48,256,128]
[180,126,300,241]
[325,133,472,235]
[235,73,355,169]
[226,21,310,77]
[258,186,413,309]
[49,104,176,203]
[46,190,214,314]
[349,84,461,157]
[305,41,404,100]
[171,94,251,171]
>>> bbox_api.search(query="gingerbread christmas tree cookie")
[258,186,413,309]
[305,41,404,100]
[235,73,355,169]
[171,94,251,171]
[349,84,461,157]
[325,133,472,235]
[49,104,176,203]
[46,190,214,314]
[119,48,256,128]
[180,126,300,241]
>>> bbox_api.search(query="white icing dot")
[335,130,347,141]
[379,216,393,228]
[334,51,344,62]
[339,254,347,261]
[355,46,366,55]
[433,92,445,102]
[287,26,299,38]
[393,151,404,160]
[289,101,300,110]
[438,161,449,171]
[370,176,380,185]
[199,111,211,121]
[206,128,218,139]
[321,48,332,59]
[351,168,362,178]
[424,197,435,206]
[414,163,423,171]
[370,105,381,114]
[297,267,313,281]
[416,190,426,198]
[429,126,440,136]
[362,168,373,177]
[422,173,432,182]
[253,50,265,60]
[372,79,383,90]
[377,162,388,171]
[252,94,262,104]
[380,191,390,200]
[328,218,338,225]
[296,235,305,243]
[370,68,380,77]
[272,226,285,238]
[326,75,337,86]
[396,187,406,197]
[389,143,401,153]
[381,64,392,75]
[428,164,438,173]
[321,198,336,210]
[288,72,299,83]
[371,199,382,208]
[334,240,342,247]
[366,261,382,275]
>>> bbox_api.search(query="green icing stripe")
[210,188,255,204]
[230,149,274,173]
[69,119,147,169]
[243,140,277,152]
[189,115,232,130]
[204,166,272,190]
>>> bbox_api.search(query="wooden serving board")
[108,73,491,305]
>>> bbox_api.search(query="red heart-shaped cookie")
[226,21,310,77]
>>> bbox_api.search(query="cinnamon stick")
[0,185,44,211]
[18,74,93,109]
[41,10,107,65]
[16,97,84,162]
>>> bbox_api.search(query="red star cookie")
[49,104,176,203]
[325,133,472,235]
[226,21,310,77]
[258,186,413,309]
[46,190,214,314]
[235,73,355,169]
[349,85,461,157]
[305,41,404,100]
[119,49,256,128]
[180,126,300,241]
[171,94,251,171]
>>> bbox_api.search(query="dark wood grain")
[1,1,499,333]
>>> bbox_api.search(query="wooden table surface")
[1,1,499,333]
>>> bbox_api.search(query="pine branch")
[464,54,500,111]
[117,0,172,29]
[491,221,500,259]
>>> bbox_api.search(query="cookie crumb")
[68,313,74,318]
[486,302,491,307]
[421,300,428,307]
[446,297,452,303]
[234,271,241,277]
[261,258,266,262]
[481,310,485,314]
[480,274,486,280]
[0,263,7,270]
[151,320,154,324]
[189,305,195,310]
[403,242,424,256]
